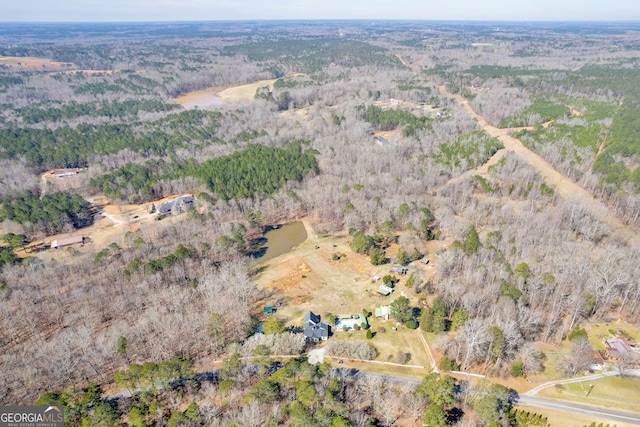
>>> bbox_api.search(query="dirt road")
[439,85,624,229]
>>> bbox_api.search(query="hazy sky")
[3,0,640,22]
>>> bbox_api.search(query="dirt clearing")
[173,87,225,109]
[173,78,277,108]
[0,56,75,69]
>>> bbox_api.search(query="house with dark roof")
[157,196,194,215]
[304,311,330,341]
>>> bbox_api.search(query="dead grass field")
[41,171,83,193]
[173,78,277,108]
[217,79,277,102]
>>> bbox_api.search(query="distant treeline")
[223,38,402,73]
[0,109,223,169]
[18,99,178,124]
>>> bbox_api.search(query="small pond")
[254,221,307,262]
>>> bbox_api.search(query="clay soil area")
[0,56,75,69]
[173,87,225,109]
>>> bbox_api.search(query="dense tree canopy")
[90,140,317,202]
[0,110,223,169]
[184,141,318,200]
[0,191,92,233]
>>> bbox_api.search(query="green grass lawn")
[586,321,640,351]
[540,376,640,414]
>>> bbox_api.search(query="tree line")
[0,190,92,233]
[18,99,178,124]
[223,38,403,73]
[0,109,224,169]
[90,141,318,203]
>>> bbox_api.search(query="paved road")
[516,395,640,425]
[524,371,619,397]
[104,361,640,425]
[351,369,640,425]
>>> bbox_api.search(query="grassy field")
[585,320,640,350]
[218,79,277,102]
[528,341,572,380]
[515,404,637,427]
[330,322,432,368]
[539,376,640,414]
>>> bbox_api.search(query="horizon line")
[2,19,640,24]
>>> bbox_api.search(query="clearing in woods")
[0,56,75,69]
[174,79,278,108]
[253,220,443,367]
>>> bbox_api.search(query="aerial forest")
[0,20,640,426]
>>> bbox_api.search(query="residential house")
[605,338,640,364]
[157,196,194,215]
[376,285,394,296]
[304,311,330,341]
